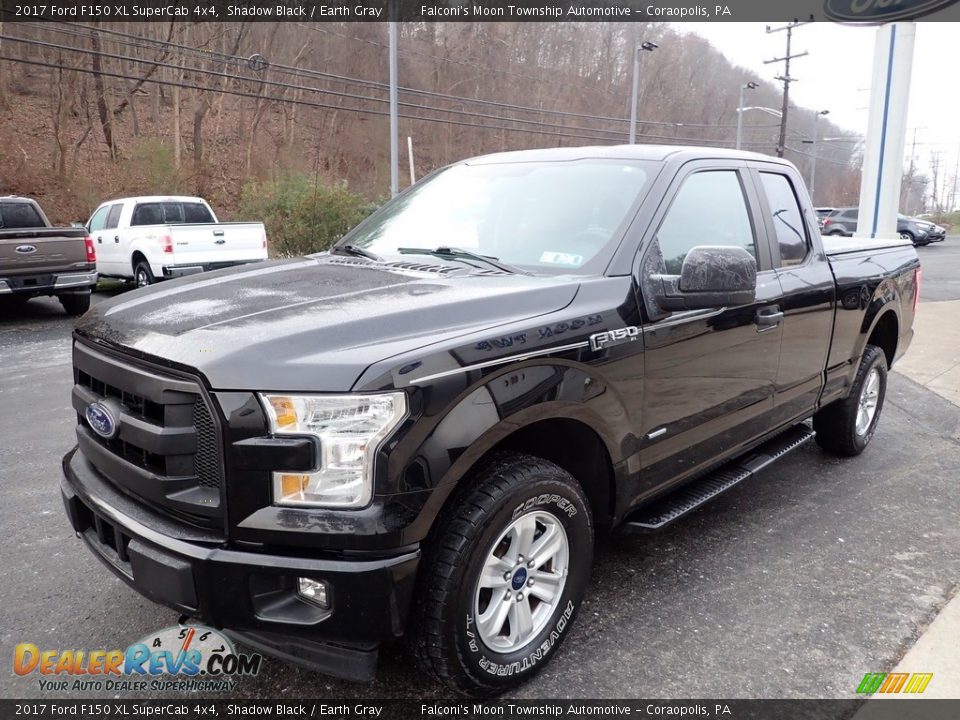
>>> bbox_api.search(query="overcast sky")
[678,22,959,181]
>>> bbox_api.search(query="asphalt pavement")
[1,241,958,700]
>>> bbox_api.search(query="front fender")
[392,360,634,497]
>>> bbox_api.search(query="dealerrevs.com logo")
[825,0,960,22]
[13,625,262,693]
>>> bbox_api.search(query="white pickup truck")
[86,196,268,287]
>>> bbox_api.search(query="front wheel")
[412,454,593,696]
[813,344,887,456]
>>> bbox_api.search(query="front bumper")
[61,447,420,681]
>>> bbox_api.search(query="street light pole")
[808,109,829,203]
[736,81,758,150]
[388,19,399,197]
[628,41,658,144]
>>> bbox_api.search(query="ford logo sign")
[825,0,959,22]
[85,402,118,440]
[14,245,37,254]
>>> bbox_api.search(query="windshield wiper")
[397,246,531,275]
[332,243,383,262]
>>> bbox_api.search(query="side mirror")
[653,245,757,311]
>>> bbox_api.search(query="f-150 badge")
[589,326,640,351]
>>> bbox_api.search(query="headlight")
[260,392,407,508]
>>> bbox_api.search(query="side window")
[656,170,756,275]
[131,203,163,226]
[104,204,122,230]
[88,206,109,232]
[759,172,808,267]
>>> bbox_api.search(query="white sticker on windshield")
[540,251,584,266]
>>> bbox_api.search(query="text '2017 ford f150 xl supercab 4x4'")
[61,146,919,695]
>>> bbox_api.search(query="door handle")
[213,230,225,237]
[755,306,783,332]
[114,236,120,243]
[96,236,102,244]
[214,238,226,245]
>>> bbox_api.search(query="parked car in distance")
[822,207,945,246]
[0,196,97,315]
[814,207,834,231]
[63,146,919,695]
[86,196,268,287]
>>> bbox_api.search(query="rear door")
[750,165,835,426]
[635,161,784,501]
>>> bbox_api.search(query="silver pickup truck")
[0,197,97,315]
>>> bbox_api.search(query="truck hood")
[76,256,581,391]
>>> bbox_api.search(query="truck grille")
[71,341,223,528]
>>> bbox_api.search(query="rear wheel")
[412,454,593,696]
[134,260,154,288]
[814,344,887,456]
[828,229,846,236]
[59,292,91,316]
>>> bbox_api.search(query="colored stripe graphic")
[856,672,933,694]
[903,673,934,694]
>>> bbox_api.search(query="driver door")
[633,162,784,504]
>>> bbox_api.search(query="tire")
[412,454,593,696]
[59,292,91,316]
[828,229,846,236]
[813,344,887,456]
[134,260,155,288]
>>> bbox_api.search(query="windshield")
[336,158,658,274]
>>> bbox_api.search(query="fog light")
[297,577,330,609]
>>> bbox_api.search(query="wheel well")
[484,418,615,532]
[868,311,898,368]
[131,251,148,274]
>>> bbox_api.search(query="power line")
[1,51,776,151]
[2,32,773,149]
[26,21,778,133]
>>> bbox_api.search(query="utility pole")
[904,127,919,214]
[736,81,758,151]
[628,41,658,144]
[951,144,960,213]
[807,109,829,203]
[388,9,399,197]
[764,21,809,158]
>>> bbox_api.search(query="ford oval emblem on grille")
[825,0,958,22]
[85,402,118,440]
[15,245,37,254]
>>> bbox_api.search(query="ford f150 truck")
[61,146,919,695]
[0,197,97,315]
[86,195,267,287]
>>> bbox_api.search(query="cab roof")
[463,143,790,167]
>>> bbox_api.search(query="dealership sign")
[825,0,960,22]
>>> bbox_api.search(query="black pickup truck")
[61,146,919,695]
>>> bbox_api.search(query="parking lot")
[2,241,959,700]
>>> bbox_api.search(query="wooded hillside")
[0,21,864,225]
